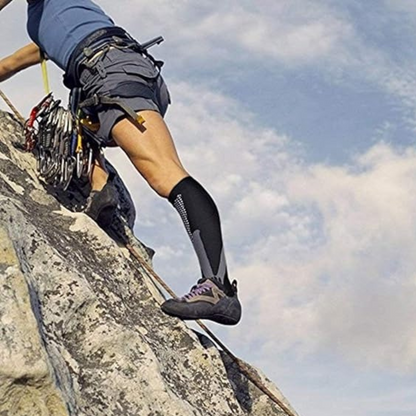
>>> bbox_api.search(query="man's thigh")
[112,111,189,198]
[111,110,188,196]
[111,110,181,163]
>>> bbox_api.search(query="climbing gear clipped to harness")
[24,50,84,189]
[24,29,165,190]
[24,92,96,190]
[64,28,164,140]
[24,55,98,189]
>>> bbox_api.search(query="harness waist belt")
[64,26,130,88]
[64,27,164,89]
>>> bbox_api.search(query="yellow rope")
[40,52,50,95]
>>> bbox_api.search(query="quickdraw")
[23,49,97,190]
[24,93,96,190]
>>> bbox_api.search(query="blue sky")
[2,1,416,415]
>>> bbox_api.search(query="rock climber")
[0,0,242,325]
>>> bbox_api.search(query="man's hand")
[0,43,42,82]
[0,0,14,11]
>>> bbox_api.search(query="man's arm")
[0,0,14,11]
[0,43,42,82]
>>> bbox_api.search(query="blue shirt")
[27,0,115,70]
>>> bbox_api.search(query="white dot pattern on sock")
[173,194,193,239]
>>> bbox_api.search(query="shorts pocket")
[79,68,101,89]
[122,59,159,81]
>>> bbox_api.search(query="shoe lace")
[181,280,213,301]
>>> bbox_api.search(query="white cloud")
[233,142,416,373]
[383,0,416,17]
[285,145,416,369]
[112,0,416,130]
[104,79,416,375]
[103,0,355,67]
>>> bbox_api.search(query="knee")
[141,161,189,199]
[149,177,173,198]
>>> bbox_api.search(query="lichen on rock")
[0,110,297,416]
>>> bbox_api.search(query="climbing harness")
[64,28,163,138]
[22,30,164,189]
[64,27,164,89]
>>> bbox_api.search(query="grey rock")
[0,110,298,416]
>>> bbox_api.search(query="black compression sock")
[169,177,232,292]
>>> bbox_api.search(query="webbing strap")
[79,94,145,128]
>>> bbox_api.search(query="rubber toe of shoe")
[161,297,242,326]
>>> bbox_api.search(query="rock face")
[0,111,297,416]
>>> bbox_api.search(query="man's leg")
[111,111,241,325]
[85,149,118,224]
[111,110,188,197]
[90,150,108,191]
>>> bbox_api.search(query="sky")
[1,1,416,415]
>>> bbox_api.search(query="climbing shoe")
[161,278,242,325]
[84,180,119,227]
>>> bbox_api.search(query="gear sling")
[25,27,164,189]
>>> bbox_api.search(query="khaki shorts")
[79,47,171,145]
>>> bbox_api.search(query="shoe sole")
[170,313,240,326]
[161,304,241,326]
